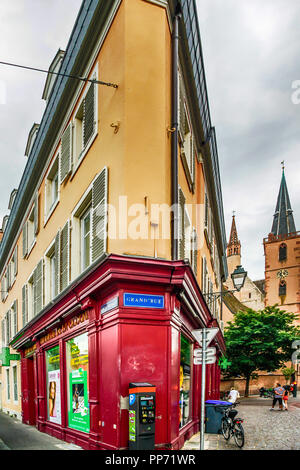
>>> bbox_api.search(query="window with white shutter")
[92,168,108,262]
[60,222,69,292]
[73,73,97,171]
[22,222,28,258]
[178,188,186,260]
[22,284,28,327]
[34,260,43,316]
[60,123,72,184]
[191,228,198,276]
[178,71,195,189]
[12,300,17,337]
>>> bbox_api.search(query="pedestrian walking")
[270,383,285,411]
[282,386,289,411]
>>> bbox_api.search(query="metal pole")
[200,329,207,451]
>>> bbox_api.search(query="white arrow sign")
[193,347,217,365]
[191,328,219,347]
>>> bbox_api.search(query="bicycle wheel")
[233,422,244,448]
[221,418,231,441]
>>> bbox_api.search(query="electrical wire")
[0,60,118,88]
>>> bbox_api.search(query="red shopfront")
[14,255,225,450]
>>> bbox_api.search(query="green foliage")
[281,366,295,383]
[223,305,300,381]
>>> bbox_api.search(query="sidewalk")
[182,395,300,451]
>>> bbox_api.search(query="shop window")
[66,333,90,433]
[46,346,61,425]
[279,243,287,262]
[179,335,192,428]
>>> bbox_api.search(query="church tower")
[226,214,241,276]
[264,165,300,315]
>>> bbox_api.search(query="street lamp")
[231,265,247,292]
[202,264,248,321]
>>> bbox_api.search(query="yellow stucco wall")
[0,0,223,415]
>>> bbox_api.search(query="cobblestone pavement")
[183,396,300,451]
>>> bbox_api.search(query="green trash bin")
[205,400,233,434]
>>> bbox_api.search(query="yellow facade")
[0,0,226,418]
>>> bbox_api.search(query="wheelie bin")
[205,400,233,434]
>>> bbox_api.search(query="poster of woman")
[48,370,61,424]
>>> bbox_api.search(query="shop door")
[27,356,37,426]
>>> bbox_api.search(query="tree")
[223,305,300,397]
[281,367,295,384]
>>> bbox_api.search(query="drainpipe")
[171,6,182,261]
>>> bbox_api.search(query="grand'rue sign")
[123,293,164,309]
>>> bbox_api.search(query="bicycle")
[221,402,245,448]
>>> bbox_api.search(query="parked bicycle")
[221,402,245,448]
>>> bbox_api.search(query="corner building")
[0,0,227,449]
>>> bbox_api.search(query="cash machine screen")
[139,396,155,424]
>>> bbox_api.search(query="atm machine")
[128,382,156,450]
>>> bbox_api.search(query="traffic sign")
[191,328,219,347]
[193,347,216,365]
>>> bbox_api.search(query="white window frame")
[6,368,10,402]
[71,182,93,281]
[27,205,36,257]
[71,64,99,179]
[81,206,92,273]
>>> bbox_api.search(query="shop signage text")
[40,311,89,346]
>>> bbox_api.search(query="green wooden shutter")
[60,222,69,292]
[22,222,28,258]
[83,82,95,148]
[178,188,186,259]
[60,123,72,184]
[92,168,108,262]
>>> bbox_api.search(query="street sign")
[193,347,216,365]
[191,328,218,347]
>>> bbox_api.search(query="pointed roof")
[227,214,241,256]
[271,168,296,237]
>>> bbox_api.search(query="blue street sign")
[123,293,164,309]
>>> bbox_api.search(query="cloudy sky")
[197,0,300,280]
[0,1,299,281]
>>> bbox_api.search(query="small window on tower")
[279,280,286,297]
[279,243,287,262]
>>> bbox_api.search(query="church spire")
[271,164,296,237]
[227,213,241,257]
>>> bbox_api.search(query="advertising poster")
[48,370,61,425]
[68,368,90,433]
